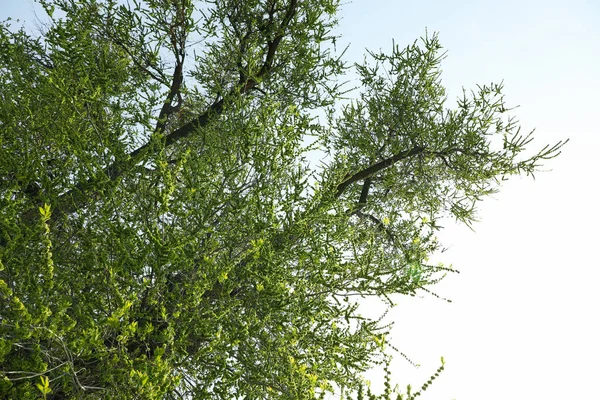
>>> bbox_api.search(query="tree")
[0,0,564,398]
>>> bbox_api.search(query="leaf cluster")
[0,1,564,398]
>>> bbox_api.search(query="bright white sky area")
[3,1,599,399]
[335,1,600,399]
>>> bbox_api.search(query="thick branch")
[153,1,189,136]
[357,177,371,209]
[51,0,299,218]
[243,0,298,91]
[153,58,184,137]
[336,146,424,198]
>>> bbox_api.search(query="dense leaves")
[0,0,564,398]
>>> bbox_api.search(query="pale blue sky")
[2,1,599,399]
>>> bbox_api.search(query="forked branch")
[336,146,424,198]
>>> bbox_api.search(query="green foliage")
[341,357,446,400]
[0,0,564,398]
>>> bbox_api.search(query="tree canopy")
[0,0,564,398]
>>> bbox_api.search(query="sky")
[2,1,599,399]
[333,1,600,399]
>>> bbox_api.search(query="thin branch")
[336,146,424,198]
[110,35,170,86]
[355,210,395,241]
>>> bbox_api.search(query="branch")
[50,0,299,219]
[152,57,184,136]
[340,177,394,242]
[336,146,424,198]
[241,0,298,91]
[110,35,170,86]
[153,1,189,136]
[354,210,396,241]
[357,177,371,209]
